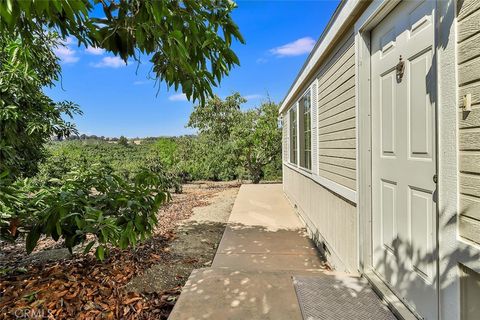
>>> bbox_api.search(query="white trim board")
[283,162,356,203]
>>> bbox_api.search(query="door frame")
[354,0,448,319]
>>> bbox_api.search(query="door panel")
[381,72,396,156]
[371,0,438,319]
[409,186,434,281]
[409,50,434,159]
[381,179,397,252]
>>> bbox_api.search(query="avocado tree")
[0,33,81,178]
[118,136,129,147]
[0,0,244,179]
[0,0,244,104]
[185,93,282,183]
[231,100,282,183]
[0,0,244,258]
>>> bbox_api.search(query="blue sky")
[45,1,340,138]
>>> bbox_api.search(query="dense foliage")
[0,0,244,104]
[0,0,247,259]
[0,33,80,179]
[35,138,181,191]
[231,100,282,183]
[180,93,283,183]
[0,165,170,260]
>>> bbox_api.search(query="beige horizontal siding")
[459,107,480,127]
[320,148,356,159]
[459,56,480,86]
[457,0,480,245]
[319,108,355,130]
[458,32,480,64]
[458,0,480,21]
[458,6,480,42]
[319,88,355,118]
[319,155,356,170]
[317,30,356,191]
[318,128,356,142]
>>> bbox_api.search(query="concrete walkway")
[169,184,394,320]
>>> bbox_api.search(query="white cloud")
[91,56,127,68]
[62,36,75,46]
[85,46,105,55]
[133,80,149,85]
[269,37,316,57]
[168,93,188,102]
[256,58,268,64]
[53,36,79,64]
[244,94,263,100]
[54,46,80,64]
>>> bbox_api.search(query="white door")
[371,1,437,319]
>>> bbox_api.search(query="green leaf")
[26,226,41,254]
[83,241,95,254]
[95,245,105,261]
[55,221,62,236]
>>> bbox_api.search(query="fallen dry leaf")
[0,183,236,319]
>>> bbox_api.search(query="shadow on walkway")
[169,184,395,320]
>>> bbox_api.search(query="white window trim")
[284,82,355,202]
[288,103,298,166]
[311,80,319,175]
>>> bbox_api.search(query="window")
[299,91,311,170]
[289,107,297,164]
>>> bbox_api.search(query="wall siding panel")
[283,165,357,272]
[457,1,480,244]
[319,108,356,129]
[458,8,480,42]
[317,31,356,190]
[319,89,356,118]
[319,155,356,170]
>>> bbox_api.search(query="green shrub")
[1,164,170,260]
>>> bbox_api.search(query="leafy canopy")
[0,33,81,178]
[231,100,282,183]
[186,93,282,183]
[0,0,245,104]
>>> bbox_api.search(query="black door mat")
[293,275,397,320]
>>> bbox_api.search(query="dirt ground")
[0,182,239,319]
[125,185,239,293]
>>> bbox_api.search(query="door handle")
[396,55,405,82]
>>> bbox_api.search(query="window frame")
[299,90,312,170]
[289,106,298,165]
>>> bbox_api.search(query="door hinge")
[433,174,438,184]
